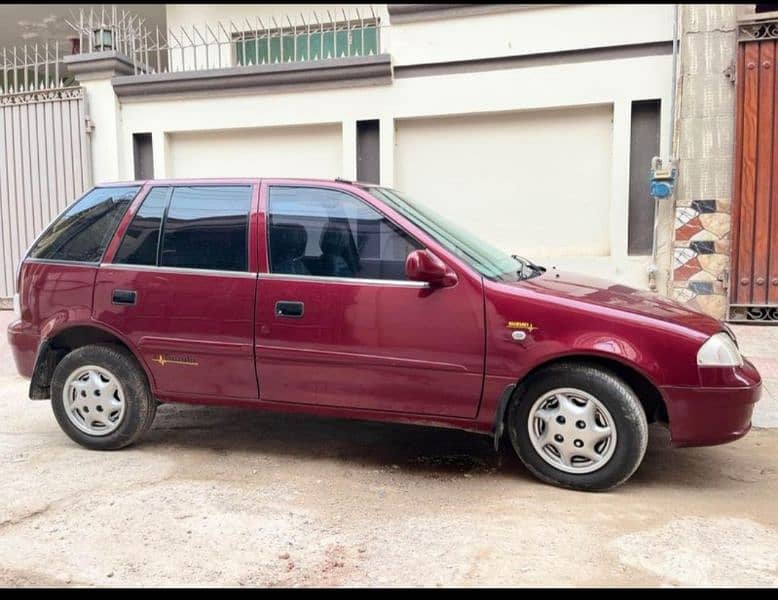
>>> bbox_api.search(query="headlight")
[697,332,743,367]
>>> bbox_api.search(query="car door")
[255,181,485,418]
[93,183,259,401]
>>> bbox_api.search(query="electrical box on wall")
[649,156,677,199]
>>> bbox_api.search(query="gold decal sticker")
[152,354,199,367]
[506,321,538,332]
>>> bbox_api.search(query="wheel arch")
[492,353,668,451]
[30,323,153,400]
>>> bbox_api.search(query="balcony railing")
[66,5,383,77]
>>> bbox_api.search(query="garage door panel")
[395,106,613,258]
[170,123,342,179]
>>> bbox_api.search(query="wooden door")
[731,29,778,318]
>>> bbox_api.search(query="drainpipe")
[648,3,679,292]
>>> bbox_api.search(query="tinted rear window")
[159,186,252,272]
[28,186,140,263]
[114,187,170,266]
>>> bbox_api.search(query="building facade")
[1,3,777,324]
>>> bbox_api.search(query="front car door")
[255,180,485,418]
[93,182,259,402]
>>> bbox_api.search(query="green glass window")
[235,26,378,65]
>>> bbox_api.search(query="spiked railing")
[66,5,383,77]
[0,41,74,95]
[65,5,148,58]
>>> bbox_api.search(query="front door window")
[267,186,421,281]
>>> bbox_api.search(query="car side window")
[159,186,252,272]
[28,186,140,263]
[114,187,169,266]
[267,186,422,280]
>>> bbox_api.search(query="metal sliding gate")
[0,43,91,299]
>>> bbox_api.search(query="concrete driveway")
[1,310,777,587]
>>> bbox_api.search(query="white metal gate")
[0,44,91,300]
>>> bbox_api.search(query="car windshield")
[366,186,542,282]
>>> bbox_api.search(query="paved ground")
[729,325,778,428]
[1,310,777,587]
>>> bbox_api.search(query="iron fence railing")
[1,6,142,95]
[0,41,74,95]
[66,5,383,77]
[65,5,148,58]
[738,19,778,42]
[1,5,384,95]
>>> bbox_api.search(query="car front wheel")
[507,362,648,492]
[50,344,156,450]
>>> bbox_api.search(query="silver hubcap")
[62,365,126,436]
[527,387,617,474]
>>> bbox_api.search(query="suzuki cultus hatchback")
[8,179,762,491]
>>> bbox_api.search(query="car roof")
[96,177,381,188]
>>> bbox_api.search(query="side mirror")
[405,249,458,287]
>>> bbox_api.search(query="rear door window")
[159,186,252,272]
[114,187,170,265]
[28,186,140,263]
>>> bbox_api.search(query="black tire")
[506,362,648,492]
[50,344,156,450]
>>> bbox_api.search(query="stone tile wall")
[670,4,738,320]
[672,198,731,318]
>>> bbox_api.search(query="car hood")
[512,269,723,336]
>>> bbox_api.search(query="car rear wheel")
[507,362,648,492]
[51,344,156,450]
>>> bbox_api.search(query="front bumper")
[7,319,38,379]
[661,358,762,447]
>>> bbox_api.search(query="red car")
[7,178,761,491]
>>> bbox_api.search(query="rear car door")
[93,183,259,402]
[255,181,485,418]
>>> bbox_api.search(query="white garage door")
[395,105,613,259]
[169,123,342,179]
